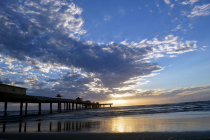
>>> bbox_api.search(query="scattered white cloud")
[118,9,125,15]
[169,65,173,67]
[23,66,33,71]
[164,0,170,5]
[201,46,208,51]
[104,15,111,21]
[187,3,210,18]
[170,4,175,8]
[171,24,182,31]
[181,0,199,5]
[169,55,177,57]
[82,40,94,45]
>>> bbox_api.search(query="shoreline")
[1,132,210,140]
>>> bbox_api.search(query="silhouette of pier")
[0,92,113,116]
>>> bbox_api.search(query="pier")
[0,92,113,116]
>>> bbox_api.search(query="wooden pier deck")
[0,92,113,116]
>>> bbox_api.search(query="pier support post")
[38,103,41,115]
[58,103,61,112]
[38,123,41,132]
[110,104,111,107]
[4,102,7,116]
[69,103,71,111]
[3,123,6,132]
[24,122,27,132]
[19,123,22,132]
[25,102,28,115]
[50,103,52,113]
[20,102,23,116]
[72,103,74,110]
[76,103,78,110]
[50,122,52,131]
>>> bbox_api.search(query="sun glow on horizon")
[110,93,134,98]
[107,100,127,106]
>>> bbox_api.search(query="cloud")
[187,3,210,18]
[0,0,200,101]
[108,84,210,101]
[180,0,199,5]
[171,24,182,31]
[164,0,170,5]
[201,46,208,51]
[118,9,125,15]
[104,15,111,21]
[170,4,175,8]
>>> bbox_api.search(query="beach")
[1,132,210,140]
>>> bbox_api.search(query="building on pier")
[0,82,27,95]
[76,97,83,101]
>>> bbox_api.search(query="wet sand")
[1,132,210,140]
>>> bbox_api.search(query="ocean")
[1,100,210,133]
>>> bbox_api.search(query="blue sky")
[1,0,210,106]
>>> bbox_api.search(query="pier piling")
[24,123,27,132]
[50,122,52,131]
[38,123,41,132]
[19,102,23,116]
[25,102,28,115]
[3,123,6,132]
[19,122,22,132]
[50,103,52,113]
[38,103,41,115]
[4,102,7,116]
[72,103,74,110]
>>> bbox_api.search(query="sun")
[108,100,127,106]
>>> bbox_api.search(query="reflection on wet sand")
[2,114,210,133]
[1,120,101,133]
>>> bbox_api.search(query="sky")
[1,0,210,107]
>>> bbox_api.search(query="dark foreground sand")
[1,132,210,140]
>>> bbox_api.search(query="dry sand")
[1,132,210,140]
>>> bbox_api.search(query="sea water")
[1,100,210,133]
